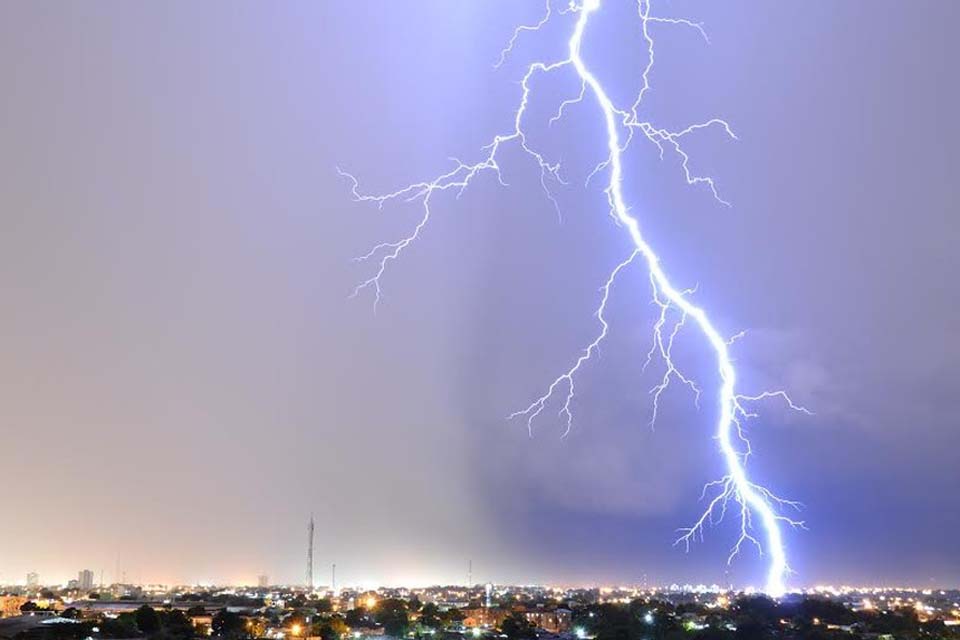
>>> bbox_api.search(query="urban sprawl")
[2,577,959,640]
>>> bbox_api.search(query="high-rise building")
[26,572,39,588]
[257,575,269,589]
[78,569,94,591]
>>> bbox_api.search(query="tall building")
[78,569,94,591]
[257,575,269,589]
[26,573,39,588]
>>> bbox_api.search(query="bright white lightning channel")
[340,0,810,597]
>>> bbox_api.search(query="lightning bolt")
[340,0,810,597]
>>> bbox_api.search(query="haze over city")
[1,0,957,595]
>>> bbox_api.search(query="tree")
[374,599,409,637]
[61,607,80,620]
[582,604,633,640]
[866,608,920,638]
[797,599,856,627]
[101,613,140,639]
[159,609,195,639]
[733,596,778,627]
[691,628,733,640]
[731,596,779,640]
[136,605,162,635]
[186,606,207,618]
[313,599,334,614]
[419,604,442,630]
[500,613,536,640]
[212,610,248,639]
[345,607,369,628]
[445,608,464,624]
[319,617,349,640]
[20,601,38,613]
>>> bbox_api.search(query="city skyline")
[6,566,960,593]
[0,1,957,591]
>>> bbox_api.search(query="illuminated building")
[523,608,572,633]
[460,607,508,629]
[79,570,95,592]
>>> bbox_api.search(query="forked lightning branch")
[340,0,810,597]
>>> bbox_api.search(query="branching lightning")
[340,0,810,596]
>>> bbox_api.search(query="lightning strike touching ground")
[341,0,811,596]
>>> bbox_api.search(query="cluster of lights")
[6,580,960,640]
